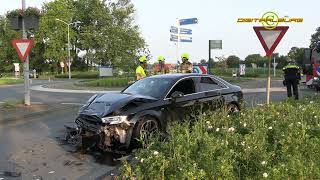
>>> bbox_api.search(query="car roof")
[149,73,210,80]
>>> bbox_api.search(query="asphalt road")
[0,79,318,179]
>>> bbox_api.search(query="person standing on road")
[154,55,169,74]
[283,59,301,100]
[180,53,192,73]
[136,56,147,80]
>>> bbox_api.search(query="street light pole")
[22,0,30,105]
[67,24,71,79]
[55,19,81,79]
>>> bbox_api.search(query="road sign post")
[11,38,33,106]
[208,40,222,74]
[22,0,30,105]
[253,26,289,104]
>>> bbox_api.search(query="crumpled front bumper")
[72,117,134,152]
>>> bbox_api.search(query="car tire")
[227,103,240,114]
[131,116,159,148]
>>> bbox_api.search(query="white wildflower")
[216,128,220,132]
[228,127,235,132]
[206,121,210,124]
[140,158,144,163]
[315,116,318,119]
[261,161,267,165]
[263,172,268,178]
[226,141,229,145]
[241,141,245,146]
[153,151,159,155]
[310,101,314,104]
[268,126,272,130]
[298,122,301,125]
[243,123,247,127]
[208,125,213,130]
[227,115,230,117]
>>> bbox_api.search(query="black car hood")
[79,93,157,118]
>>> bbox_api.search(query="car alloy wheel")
[139,119,159,145]
[227,103,239,114]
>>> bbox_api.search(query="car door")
[165,77,201,122]
[195,76,227,113]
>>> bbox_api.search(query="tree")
[310,27,320,49]
[244,54,263,67]
[200,59,207,64]
[36,0,146,73]
[36,0,76,73]
[226,55,240,68]
[287,47,305,67]
[0,15,21,73]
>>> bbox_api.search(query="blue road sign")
[180,36,192,42]
[170,26,178,34]
[180,28,192,35]
[179,18,198,26]
[170,34,178,42]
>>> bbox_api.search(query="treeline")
[0,0,147,74]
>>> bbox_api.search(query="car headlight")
[313,77,319,81]
[101,116,129,125]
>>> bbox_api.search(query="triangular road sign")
[11,39,33,62]
[253,26,289,57]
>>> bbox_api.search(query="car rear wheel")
[227,103,240,114]
[132,117,159,147]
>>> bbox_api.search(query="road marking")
[32,102,43,105]
[61,102,84,106]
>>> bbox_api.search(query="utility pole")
[56,19,81,79]
[22,0,30,105]
[208,41,211,74]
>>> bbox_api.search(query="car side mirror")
[170,91,184,102]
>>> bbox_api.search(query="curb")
[0,104,78,125]
[31,85,120,94]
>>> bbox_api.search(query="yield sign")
[253,26,289,57]
[11,39,33,62]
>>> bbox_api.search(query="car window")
[167,78,195,98]
[123,78,171,99]
[199,77,225,92]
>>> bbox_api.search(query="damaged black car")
[68,74,243,152]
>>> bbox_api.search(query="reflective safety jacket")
[136,65,146,78]
[283,64,300,80]
[180,61,192,73]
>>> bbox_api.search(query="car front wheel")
[132,117,159,147]
[227,103,240,114]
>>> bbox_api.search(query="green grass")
[0,99,23,108]
[0,78,24,85]
[54,71,99,79]
[120,96,320,179]
[77,77,135,87]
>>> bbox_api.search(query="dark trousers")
[285,79,299,100]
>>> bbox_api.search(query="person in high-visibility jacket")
[180,53,192,73]
[154,55,169,74]
[136,56,147,80]
[283,60,301,100]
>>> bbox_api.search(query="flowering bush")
[120,96,320,179]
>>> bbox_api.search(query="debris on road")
[0,171,21,177]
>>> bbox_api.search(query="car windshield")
[123,78,172,99]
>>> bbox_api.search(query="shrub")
[120,96,320,179]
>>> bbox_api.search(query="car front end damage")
[65,114,135,153]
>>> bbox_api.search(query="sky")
[1,0,319,64]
